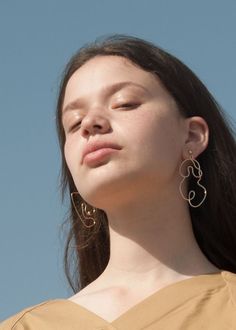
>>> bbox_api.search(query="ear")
[183,116,209,158]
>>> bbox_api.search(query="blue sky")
[0,0,235,320]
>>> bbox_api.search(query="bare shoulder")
[69,277,106,300]
[68,280,115,308]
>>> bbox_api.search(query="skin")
[62,56,220,322]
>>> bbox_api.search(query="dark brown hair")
[56,35,236,293]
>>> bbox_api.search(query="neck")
[100,189,219,288]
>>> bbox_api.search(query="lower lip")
[83,148,119,166]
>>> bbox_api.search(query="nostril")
[81,123,106,137]
[93,124,103,129]
[80,115,111,137]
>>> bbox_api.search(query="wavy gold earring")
[71,192,97,228]
[179,150,207,208]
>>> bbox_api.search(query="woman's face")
[62,56,187,209]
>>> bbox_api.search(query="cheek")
[136,115,178,149]
[64,140,76,176]
[135,116,182,170]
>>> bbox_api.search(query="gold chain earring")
[71,192,97,228]
[179,150,207,208]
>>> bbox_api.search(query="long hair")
[56,35,236,293]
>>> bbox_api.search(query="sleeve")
[0,310,27,329]
[225,271,236,307]
[0,301,51,330]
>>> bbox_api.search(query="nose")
[80,112,111,137]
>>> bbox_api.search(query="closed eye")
[117,103,140,109]
[69,120,82,132]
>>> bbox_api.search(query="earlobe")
[184,116,209,158]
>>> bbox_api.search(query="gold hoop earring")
[71,192,97,228]
[179,150,207,208]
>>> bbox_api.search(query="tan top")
[1,271,236,330]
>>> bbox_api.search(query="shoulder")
[0,300,63,329]
[221,270,236,307]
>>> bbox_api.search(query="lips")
[82,141,122,164]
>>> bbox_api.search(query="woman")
[1,35,236,329]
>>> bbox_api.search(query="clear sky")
[0,0,235,321]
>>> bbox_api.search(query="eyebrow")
[62,81,149,115]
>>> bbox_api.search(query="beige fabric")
[1,271,236,330]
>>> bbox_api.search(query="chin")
[78,183,119,209]
[75,161,154,209]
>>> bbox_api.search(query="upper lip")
[82,140,122,163]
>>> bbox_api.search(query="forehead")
[63,56,162,103]
[68,55,155,83]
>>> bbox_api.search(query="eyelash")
[69,120,82,132]
[116,102,139,109]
